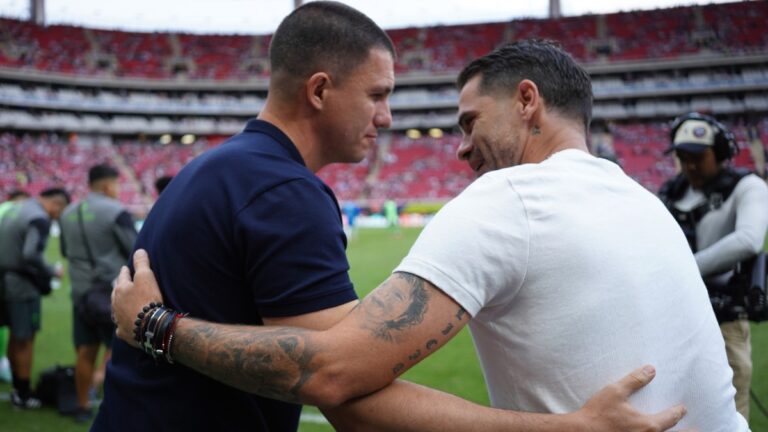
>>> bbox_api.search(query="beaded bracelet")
[133,302,163,345]
[133,301,188,364]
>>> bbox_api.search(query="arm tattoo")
[359,272,430,342]
[174,321,317,404]
[408,349,421,361]
[426,339,438,350]
[455,307,467,321]
[441,323,454,335]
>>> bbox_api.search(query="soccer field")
[0,228,766,431]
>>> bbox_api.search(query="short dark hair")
[457,39,593,131]
[7,189,29,201]
[40,187,71,204]
[154,175,173,195]
[269,1,395,93]
[88,163,119,184]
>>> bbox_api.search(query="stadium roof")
[0,0,746,34]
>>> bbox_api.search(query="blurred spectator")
[0,189,30,384]
[0,187,70,409]
[59,164,137,423]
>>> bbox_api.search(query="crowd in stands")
[0,1,764,80]
[3,120,765,214]
[0,133,220,215]
[113,137,221,205]
[0,1,765,212]
[368,134,473,201]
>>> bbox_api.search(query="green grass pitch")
[0,228,766,431]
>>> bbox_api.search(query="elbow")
[300,363,362,409]
[740,232,765,255]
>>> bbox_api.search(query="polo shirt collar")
[244,119,306,166]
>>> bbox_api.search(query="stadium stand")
[1,2,766,77]
[0,1,766,214]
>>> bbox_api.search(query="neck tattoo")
[532,126,541,135]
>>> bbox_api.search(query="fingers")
[129,248,164,305]
[651,404,687,431]
[116,265,131,286]
[133,248,150,272]
[615,365,656,397]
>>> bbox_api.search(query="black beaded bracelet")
[133,302,163,345]
[133,301,187,364]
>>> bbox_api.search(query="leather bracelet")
[133,301,189,364]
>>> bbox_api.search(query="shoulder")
[91,193,124,211]
[61,202,78,218]
[428,169,528,235]
[198,132,315,191]
[22,200,47,222]
[732,174,768,206]
[736,172,768,188]
[732,172,768,198]
[237,176,340,223]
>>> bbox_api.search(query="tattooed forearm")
[426,339,438,350]
[456,307,467,321]
[173,319,318,404]
[360,272,431,342]
[392,363,405,374]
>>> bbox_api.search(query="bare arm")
[112,249,686,432]
[322,370,685,432]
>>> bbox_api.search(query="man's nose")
[456,137,472,161]
[374,102,392,129]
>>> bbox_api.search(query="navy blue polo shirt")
[93,119,358,432]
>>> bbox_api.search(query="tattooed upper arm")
[352,272,471,377]
[359,272,430,342]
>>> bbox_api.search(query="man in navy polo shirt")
[99,4,686,432]
[93,3,392,431]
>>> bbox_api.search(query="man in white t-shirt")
[109,40,746,431]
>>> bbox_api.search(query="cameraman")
[659,112,768,420]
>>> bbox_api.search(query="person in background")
[341,201,360,240]
[383,199,400,236]
[659,112,768,421]
[0,190,31,384]
[0,187,69,409]
[59,164,137,423]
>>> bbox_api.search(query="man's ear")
[306,72,331,110]
[516,79,541,121]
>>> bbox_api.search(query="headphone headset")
[669,112,739,161]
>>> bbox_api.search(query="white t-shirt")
[395,149,748,431]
